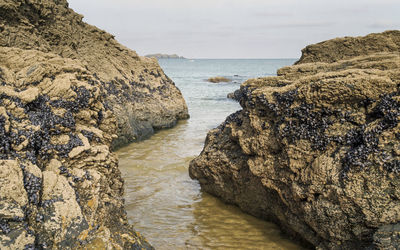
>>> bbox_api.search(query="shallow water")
[117,59,302,249]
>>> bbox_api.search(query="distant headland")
[145,53,186,59]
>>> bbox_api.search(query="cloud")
[68,0,400,58]
[252,11,294,17]
[367,21,400,29]
[268,21,334,28]
[219,21,334,32]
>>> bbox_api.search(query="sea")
[117,59,302,249]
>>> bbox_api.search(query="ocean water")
[159,59,296,155]
[117,59,300,249]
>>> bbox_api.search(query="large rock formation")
[0,0,189,149]
[0,47,152,249]
[0,0,190,248]
[190,30,400,249]
[296,30,400,64]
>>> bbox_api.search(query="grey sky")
[67,0,400,59]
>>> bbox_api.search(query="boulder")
[190,30,400,249]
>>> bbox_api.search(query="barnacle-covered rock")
[227,89,242,101]
[190,31,400,249]
[0,47,152,249]
[0,0,189,149]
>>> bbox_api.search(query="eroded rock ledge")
[190,30,400,249]
[0,0,189,149]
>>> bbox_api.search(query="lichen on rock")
[0,47,152,249]
[189,30,400,249]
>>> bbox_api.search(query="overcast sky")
[68,0,399,59]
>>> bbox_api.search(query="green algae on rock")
[189,30,400,249]
[0,0,189,149]
[0,47,152,249]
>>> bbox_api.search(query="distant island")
[145,53,186,59]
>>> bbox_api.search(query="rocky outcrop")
[207,77,231,83]
[190,31,400,249]
[0,0,189,149]
[0,47,152,249]
[0,0,189,248]
[296,30,400,64]
[145,53,186,59]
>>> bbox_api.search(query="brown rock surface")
[295,30,400,64]
[190,31,400,249]
[0,46,152,248]
[0,0,189,149]
[207,76,232,83]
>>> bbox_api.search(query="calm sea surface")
[117,59,302,249]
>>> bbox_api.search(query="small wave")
[201,97,230,101]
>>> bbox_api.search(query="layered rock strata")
[190,30,400,249]
[0,0,189,149]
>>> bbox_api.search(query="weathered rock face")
[0,0,189,149]
[190,31,400,249]
[296,30,400,64]
[0,47,152,249]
